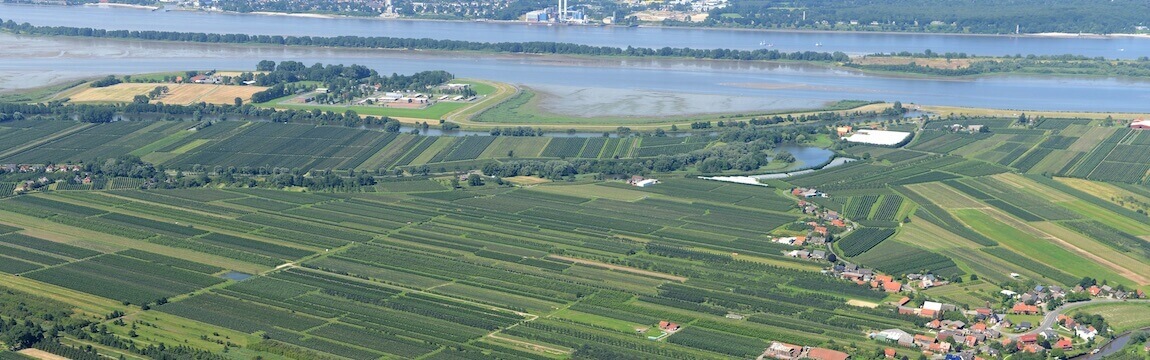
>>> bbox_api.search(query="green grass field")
[1070,303,1150,332]
[275,101,468,120]
[954,209,1133,286]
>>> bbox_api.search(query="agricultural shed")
[844,130,911,146]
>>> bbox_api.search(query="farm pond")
[221,271,253,281]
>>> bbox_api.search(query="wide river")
[3,4,1147,59]
[2,4,1150,114]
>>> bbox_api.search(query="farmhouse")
[836,126,853,136]
[627,176,660,187]
[1131,119,1150,129]
[792,187,826,198]
[843,130,911,146]
[1054,337,1073,350]
[1010,303,1040,315]
[805,347,850,360]
[765,342,803,359]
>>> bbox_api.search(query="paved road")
[1006,299,1150,339]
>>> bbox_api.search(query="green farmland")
[0,178,921,360]
[2,111,1150,359]
[0,119,744,173]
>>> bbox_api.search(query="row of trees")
[702,0,1150,34]
[848,57,1150,77]
[0,19,849,63]
[1,89,403,129]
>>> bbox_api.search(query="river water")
[2,4,1147,59]
[2,5,1150,114]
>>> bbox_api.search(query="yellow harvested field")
[854,56,973,70]
[847,299,879,308]
[1057,177,1150,205]
[69,83,267,105]
[19,349,71,360]
[504,176,552,185]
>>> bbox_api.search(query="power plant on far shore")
[524,0,586,24]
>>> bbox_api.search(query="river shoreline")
[55,3,1150,40]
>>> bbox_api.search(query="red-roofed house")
[875,275,893,284]
[971,322,987,333]
[1012,303,1040,315]
[913,334,935,347]
[814,226,828,235]
[896,297,910,306]
[883,281,902,293]
[1055,338,1073,350]
[927,342,950,353]
[964,335,979,347]
[1089,285,1102,296]
[806,347,850,360]
[919,309,937,318]
[831,219,846,227]
[884,348,897,358]
[1018,334,1038,344]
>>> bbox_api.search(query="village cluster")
[749,185,1148,360]
[3,163,88,194]
[863,283,1145,359]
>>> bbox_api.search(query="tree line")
[0,19,849,63]
[0,98,401,129]
[701,0,1150,35]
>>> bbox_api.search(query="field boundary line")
[486,333,570,355]
[547,255,686,282]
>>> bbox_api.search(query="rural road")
[1006,299,1150,339]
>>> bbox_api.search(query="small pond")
[221,271,253,281]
